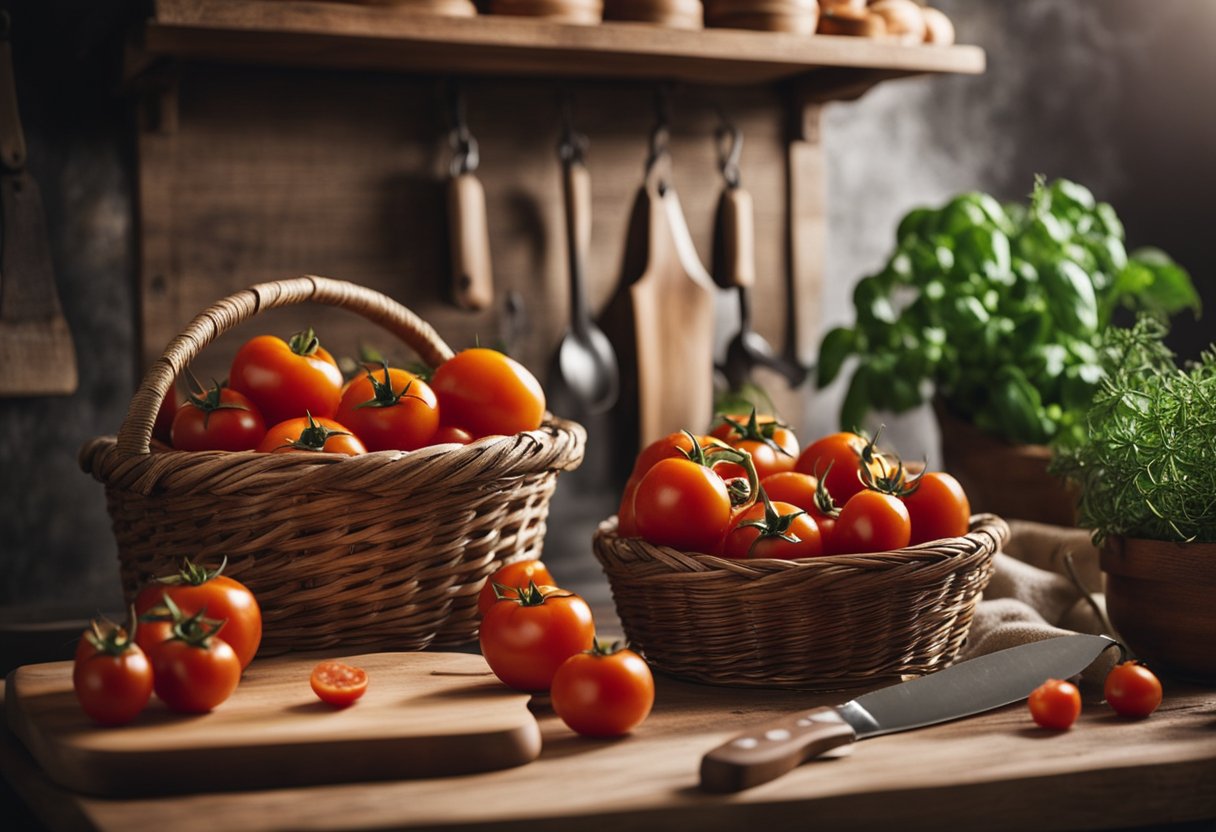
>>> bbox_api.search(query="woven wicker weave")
[81,276,585,654]
[593,514,1007,689]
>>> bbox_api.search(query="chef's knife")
[700,634,1117,793]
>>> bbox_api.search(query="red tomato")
[551,644,655,737]
[477,559,556,616]
[432,425,473,445]
[170,384,266,452]
[72,621,154,726]
[152,390,179,446]
[633,458,733,554]
[759,472,818,512]
[904,472,971,545]
[479,584,595,691]
[1028,678,1081,730]
[257,415,367,456]
[795,432,885,505]
[133,617,174,659]
[1104,662,1163,718]
[720,497,823,560]
[150,636,242,713]
[632,432,724,478]
[712,412,800,481]
[616,476,642,537]
[229,329,345,426]
[311,661,369,708]
[335,365,440,452]
[833,490,911,555]
[430,348,545,439]
[135,561,263,669]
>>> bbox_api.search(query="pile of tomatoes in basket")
[615,410,972,559]
[154,329,546,454]
[476,560,655,739]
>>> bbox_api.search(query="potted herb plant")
[1051,317,1216,681]
[816,176,1200,525]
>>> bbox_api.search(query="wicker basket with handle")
[592,514,1007,689]
[80,276,585,654]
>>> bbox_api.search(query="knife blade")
[700,634,1117,793]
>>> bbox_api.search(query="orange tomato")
[257,415,367,456]
[335,365,440,452]
[229,329,345,426]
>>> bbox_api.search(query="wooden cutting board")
[5,652,540,797]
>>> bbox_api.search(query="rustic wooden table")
[2,665,1214,832]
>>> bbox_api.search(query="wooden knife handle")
[447,172,494,311]
[700,706,857,793]
[713,185,755,289]
[563,159,591,266]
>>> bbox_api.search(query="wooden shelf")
[136,0,985,88]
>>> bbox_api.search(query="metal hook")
[714,107,743,189]
[644,86,672,191]
[558,91,587,166]
[445,82,479,177]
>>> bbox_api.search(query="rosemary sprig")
[1051,316,1216,544]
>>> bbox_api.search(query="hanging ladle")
[712,113,807,391]
[554,96,619,415]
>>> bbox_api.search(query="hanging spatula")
[0,14,77,396]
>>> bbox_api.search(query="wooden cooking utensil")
[629,179,716,446]
[0,14,77,396]
[553,108,620,415]
[446,90,493,311]
[6,652,541,797]
[712,120,805,391]
[603,0,703,29]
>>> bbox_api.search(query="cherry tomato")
[432,425,473,445]
[759,472,819,512]
[430,348,545,439]
[73,620,153,726]
[1028,678,1081,730]
[1104,662,1163,718]
[720,498,822,560]
[633,458,732,554]
[477,559,556,616]
[833,490,911,555]
[257,414,367,456]
[551,643,655,737]
[152,390,179,446]
[310,661,369,708]
[616,476,642,537]
[712,412,800,481]
[335,364,439,452]
[619,432,721,538]
[904,472,971,545]
[229,329,345,426]
[795,432,885,505]
[133,617,174,659]
[135,560,263,669]
[170,384,266,452]
[150,636,242,713]
[479,584,595,691]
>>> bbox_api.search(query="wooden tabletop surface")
[2,664,1214,832]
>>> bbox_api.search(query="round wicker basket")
[81,276,585,654]
[592,514,1007,689]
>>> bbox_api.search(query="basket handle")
[115,276,457,457]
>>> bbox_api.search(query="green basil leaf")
[815,327,856,389]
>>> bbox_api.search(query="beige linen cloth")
[959,519,1121,684]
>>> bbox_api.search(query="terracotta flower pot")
[934,402,1079,527]
[1101,535,1216,683]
